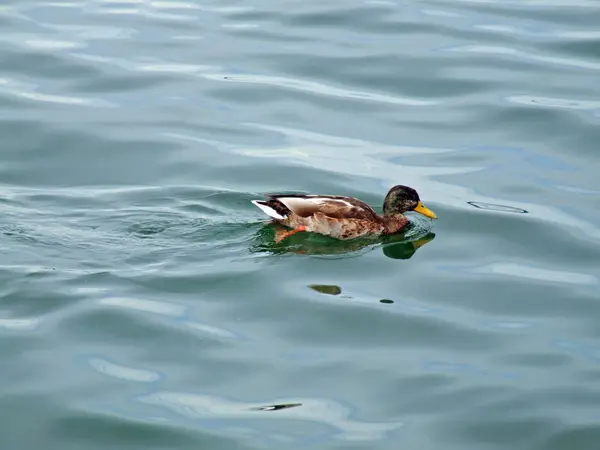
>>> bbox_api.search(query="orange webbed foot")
[274,225,307,243]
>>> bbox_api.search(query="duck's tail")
[251,200,287,220]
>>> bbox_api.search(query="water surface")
[1,1,600,449]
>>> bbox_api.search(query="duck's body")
[253,193,403,240]
[251,185,437,242]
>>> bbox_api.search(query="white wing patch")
[251,200,287,220]
[276,196,354,212]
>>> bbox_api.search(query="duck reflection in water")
[251,222,435,260]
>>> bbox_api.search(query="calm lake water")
[2,1,600,449]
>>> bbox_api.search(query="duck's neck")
[382,213,408,234]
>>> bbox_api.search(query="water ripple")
[209,73,436,106]
[138,391,403,442]
[98,297,187,317]
[0,76,113,107]
[474,263,598,286]
[88,357,160,382]
[506,95,600,111]
[447,44,600,71]
[0,316,42,331]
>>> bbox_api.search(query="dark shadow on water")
[308,284,343,295]
[308,284,396,304]
[248,403,303,412]
[250,222,436,260]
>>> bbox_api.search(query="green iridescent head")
[383,185,437,219]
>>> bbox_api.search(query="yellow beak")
[413,201,437,220]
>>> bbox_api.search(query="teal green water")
[2,1,600,449]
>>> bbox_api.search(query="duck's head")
[383,185,437,219]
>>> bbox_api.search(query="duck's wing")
[263,194,379,220]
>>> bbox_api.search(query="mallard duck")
[251,185,437,242]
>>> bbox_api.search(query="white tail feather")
[251,200,286,220]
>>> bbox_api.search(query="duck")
[251,185,437,242]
